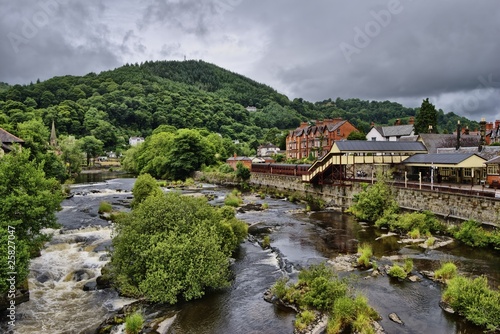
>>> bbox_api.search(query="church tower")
[50,120,57,147]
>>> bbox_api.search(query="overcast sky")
[1,0,499,121]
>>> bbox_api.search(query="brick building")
[286,119,358,159]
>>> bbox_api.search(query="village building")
[366,118,415,141]
[129,136,145,146]
[226,155,252,170]
[0,128,24,155]
[257,143,280,157]
[286,118,358,160]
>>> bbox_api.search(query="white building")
[257,143,280,157]
[366,124,415,142]
[129,136,145,146]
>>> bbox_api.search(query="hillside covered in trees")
[0,60,479,155]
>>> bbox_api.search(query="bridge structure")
[302,141,428,185]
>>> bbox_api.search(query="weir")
[250,173,500,227]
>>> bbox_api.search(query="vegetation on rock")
[111,192,247,304]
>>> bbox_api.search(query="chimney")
[486,122,494,131]
[464,126,470,135]
[394,119,401,126]
[370,121,375,127]
[300,121,309,129]
[408,117,414,125]
[479,118,486,152]
[316,120,323,126]
[234,152,237,158]
[495,120,500,129]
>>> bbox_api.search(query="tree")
[0,148,63,294]
[347,131,366,140]
[415,98,438,134]
[111,192,247,303]
[235,162,251,181]
[131,173,162,208]
[78,135,104,166]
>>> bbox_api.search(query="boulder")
[96,275,111,290]
[388,312,404,325]
[83,281,97,291]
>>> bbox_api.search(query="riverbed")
[3,177,499,333]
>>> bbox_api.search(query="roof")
[437,145,500,161]
[379,124,414,137]
[333,140,427,153]
[226,156,252,161]
[403,153,486,167]
[0,128,24,144]
[418,134,480,154]
[486,156,500,164]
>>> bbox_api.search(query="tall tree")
[78,136,104,166]
[415,98,438,134]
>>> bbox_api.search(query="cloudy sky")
[1,0,499,120]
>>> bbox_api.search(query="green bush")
[328,295,377,334]
[262,235,271,249]
[125,312,144,334]
[443,275,500,331]
[454,220,489,247]
[348,173,398,223]
[388,264,407,280]
[224,194,242,207]
[295,310,316,330]
[98,201,113,213]
[426,236,435,247]
[434,262,457,280]
[111,192,247,304]
[357,244,373,268]
[271,277,289,300]
[131,173,162,208]
[408,228,420,239]
[403,258,413,274]
[262,202,269,210]
[218,163,235,174]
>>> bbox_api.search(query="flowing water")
[3,176,499,333]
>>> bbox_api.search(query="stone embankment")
[249,173,500,227]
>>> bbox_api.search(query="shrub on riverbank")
[270,263,379,333]
[224,189,243,207]
[434,262,457,280]
[111,192,248,304]
[357,244,373,268]
[347,171,398,223]
[98,201,112,213]
[125,312,143,334]
[375,211,446,235]
[442,275,500,331]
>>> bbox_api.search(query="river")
[3,176,499,333]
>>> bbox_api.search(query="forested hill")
[0,60,478,152]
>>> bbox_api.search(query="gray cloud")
[0,0,499,120]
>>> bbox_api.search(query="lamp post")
[431,163,434,191]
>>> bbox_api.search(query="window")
[487,165,499,175]
[371,137,376,141]
[463,168,472,177]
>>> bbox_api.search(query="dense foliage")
[415,98,438,134]
[111,192,248,304]
[0,148,64,294]
[443,275,500,331]
[271,263,379,333]
[0,60,479,158]
[347,174,398,223]
[452,219,500,249]
[122,128,225,180]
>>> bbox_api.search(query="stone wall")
[250,173,500,227]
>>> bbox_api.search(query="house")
[129,136,145,146]
[257,143,280,157]
[226,155,252,171]
[366,121,415,142]
[485,156,500,187]
[403,153,487,184]
[0,128,24,154]
[286,118,359,160]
